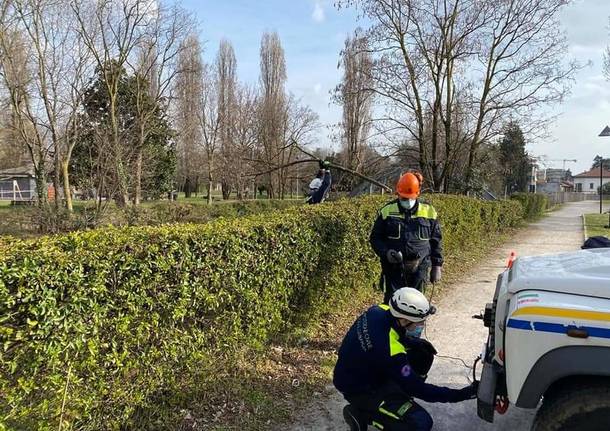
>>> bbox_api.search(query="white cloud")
[314,83,322,94]
[312,2,325,23]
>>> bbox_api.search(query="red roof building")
[573,168,610,178]
[573,168,610,193]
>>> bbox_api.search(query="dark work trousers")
[345,381,433,431]
[381,260,430,304]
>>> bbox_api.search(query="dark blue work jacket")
[333,305,469,403]
[369,200,443,273]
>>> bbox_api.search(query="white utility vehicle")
[477,248,610,431]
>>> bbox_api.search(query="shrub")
[510,192,548,220]
[0,195,522,429]
[0,199,304,238]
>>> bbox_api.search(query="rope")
[424,281,476,383]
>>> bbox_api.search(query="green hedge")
[122,199,304,226]
[0,199,304,238]
[423,195,523,263]
[510,192,549,220]
[0,195,523,430]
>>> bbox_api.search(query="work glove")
[460,381,479,400]
[386,249,403,264]
[413,337,438,356]
[430,266,442,283]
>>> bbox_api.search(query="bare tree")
[215,39,238,199]
[281,96,319,197]
[0,100,28,170]
[71,0,156,206]
[602,19,610,81]
[198,63,222,204]
[0,3,51,205]
[128,2,193,205]
[333,33,374,188]
[231,83,258,199]
[258,31,287,198]
[174,33,204,198]
[2,0,95,212]
[338,0,578,192]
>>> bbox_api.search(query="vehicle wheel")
[531,380,610,431]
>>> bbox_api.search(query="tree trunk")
[207,177,213,205]
[34,165,47,207]
[53,150,61,209]
[133,150,142,205]
[221,182,231,200]
[184,177,192,198]
[236,182,243,200]
[61,160,73,213]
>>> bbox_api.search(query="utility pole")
[600,155,604,215]
[598,126,610,214]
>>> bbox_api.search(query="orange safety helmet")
[396,172,423,199]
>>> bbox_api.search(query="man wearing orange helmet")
[370,172,443,302]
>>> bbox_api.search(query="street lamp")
[598,126,610,215]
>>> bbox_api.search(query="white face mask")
[399,198,417,210]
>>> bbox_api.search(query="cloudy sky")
[183,0,610,175]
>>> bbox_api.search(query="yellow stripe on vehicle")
[512,306,610,322]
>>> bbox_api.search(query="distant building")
[573,168,610,194]
[536,181,574,193]
[545,168,570,183]
[0,165,37,201]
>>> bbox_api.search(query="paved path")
[285,200,599,431]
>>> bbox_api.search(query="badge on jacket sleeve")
[401,364,412,377]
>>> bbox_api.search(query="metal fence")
[0,188,35,201]
[541,192,588,206]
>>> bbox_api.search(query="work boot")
[343,404,368,431]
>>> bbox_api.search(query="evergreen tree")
[499,122,530,194]
[591,156,610,170]
[71,61,175,201]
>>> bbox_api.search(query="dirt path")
[284,200,598,431]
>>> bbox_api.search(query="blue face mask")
[405,324,424,338]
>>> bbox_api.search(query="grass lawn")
[584,213,610,238]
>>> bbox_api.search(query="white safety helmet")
[389,287,435,323]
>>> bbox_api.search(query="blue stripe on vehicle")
[506,319,532,330]
[582,326,610,339]
[507,319,610,339]
[533,322,565,334]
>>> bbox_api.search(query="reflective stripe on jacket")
[369,199,443,267]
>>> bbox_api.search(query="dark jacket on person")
[333,304,472,403]
[307,169,332,204]
[369,199,443,277]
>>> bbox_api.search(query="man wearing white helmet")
[333,287,477,431]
